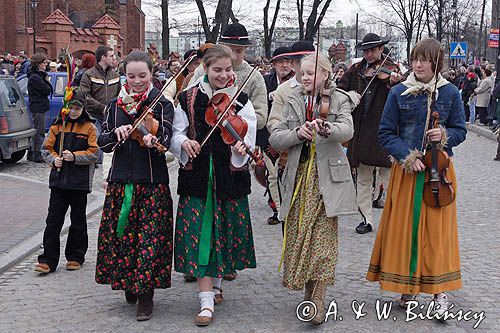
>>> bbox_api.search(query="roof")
[92,14,121,30]
[42,9,73,26]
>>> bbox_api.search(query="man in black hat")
[258,46,293,225]
[337,33,402,235]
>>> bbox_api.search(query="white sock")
[212,277,222,295]
[198,291,214,317]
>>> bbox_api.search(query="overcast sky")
[144,0,373,33]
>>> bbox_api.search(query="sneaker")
[433,293,449,321]
[399,294,417,308]
[355,222,373,234]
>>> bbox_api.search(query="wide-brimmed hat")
[271,46,291,62]
[282,41,315,60]
[356,33,390,51]
[219,23,253,46]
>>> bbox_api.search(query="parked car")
[17,71,68,131]
[0,75,37,163]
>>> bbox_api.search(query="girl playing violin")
[170,44,257,326]
[269,53,357,325]
[366,38,467,318]
[95,51,175,321]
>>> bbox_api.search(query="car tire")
[3,149,26,163]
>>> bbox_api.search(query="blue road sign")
[450,42,467,59]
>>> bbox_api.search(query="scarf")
[401,72,449,99]
[117,82,153,117]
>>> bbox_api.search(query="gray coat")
[269,86,358,219]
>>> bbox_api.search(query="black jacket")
[41,111,98,193]
[27,69,53,114]
[97,87,174,184]
[176,86,251,200]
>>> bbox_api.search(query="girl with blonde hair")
[269,53,358,324]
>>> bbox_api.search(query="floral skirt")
[95,183,173,294]
[174,195,256,278]
[366,162,462,294]
[283,159,338,291]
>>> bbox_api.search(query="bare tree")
[367,0,426,60]
[296,0,333,41]
[195,0,235,43]
[263,0,282,58]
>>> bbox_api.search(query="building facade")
[0,0,145,58]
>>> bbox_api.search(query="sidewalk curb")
[467,123,498,142]
[0,191,105,275]
[0,160,179,275]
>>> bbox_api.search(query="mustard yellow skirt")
[366,162,462,295]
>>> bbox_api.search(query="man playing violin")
[337,33,403,235]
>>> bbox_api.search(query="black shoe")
[125,291,138,304]
[137,290,154,321]
[356,222,373,234]
[372,198,385,209]
[183,273,197,282]
[267,214,281,225]
[494,157,500,161]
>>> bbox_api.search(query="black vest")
[177,86,251,200]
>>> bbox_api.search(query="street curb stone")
[0,160,179,274]
[467,123,498,142]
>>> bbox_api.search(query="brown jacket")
[79,64,121,121]
[337,60,396,168]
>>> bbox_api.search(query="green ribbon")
[117,183,134,238]
[409,171,425,278]
[198,156,216,266]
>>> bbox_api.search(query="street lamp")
[30,0,38,55]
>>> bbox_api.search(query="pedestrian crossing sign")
[450,42,467,59]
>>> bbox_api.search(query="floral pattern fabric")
[95,183,173,294]
[283,158,339,291]
[174,195,256,278]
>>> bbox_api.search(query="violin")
[362,57,399,81]
[422,112,454,207]
[129,109,167,153]
[205,93,248,145]
[204,92,263,165]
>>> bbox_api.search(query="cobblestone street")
[0,132,498,332]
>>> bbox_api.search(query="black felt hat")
[356,33,390,51]
[219,23,253,46]
[271,46,291,62]
[283,41,315,59]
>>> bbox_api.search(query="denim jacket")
[379,82,467,162]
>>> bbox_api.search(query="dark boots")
[136,290,154,321]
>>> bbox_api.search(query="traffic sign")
[450,42,467,59]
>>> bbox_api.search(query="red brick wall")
[2,0,144,56]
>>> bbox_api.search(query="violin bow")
[308,27,321,121]
[111,54,198,151]
[359,47,394,100]
[199,64,259,149]
[421,48,442,154]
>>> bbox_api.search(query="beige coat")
[269,85,358,219]
[474,76,493,108]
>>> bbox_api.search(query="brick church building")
[0,0,145,58]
